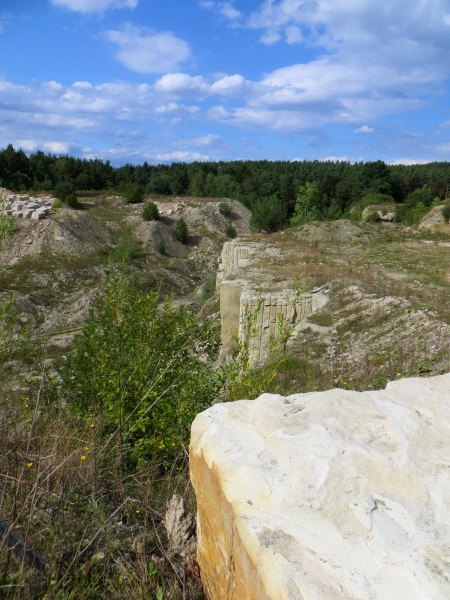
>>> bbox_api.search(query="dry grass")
[0,376,204,599]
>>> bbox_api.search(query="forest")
[1,144,449,228]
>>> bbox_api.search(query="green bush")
[201,275,216,301]
[54,180,78,207]
[173,218,188,244]
[225,224,237,238]
[157,240,166,255]
[0,213,17,242]
[62,272,221,466]
[442,203,450,223]
[219,202,232,217]
[142,201,159,221]
[366,211,380,223]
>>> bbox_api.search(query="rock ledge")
[190,374,450,599]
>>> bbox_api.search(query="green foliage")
[442,202,450,223]
[122,182,145,204]
[219,201,232,217]
[291,182,322,226]
[200,274,216,301]
[359,192,394,207]
[62,272,221,465]
[366,211,380,223]
[157,240,166,255]
[405,186,433,208]
[142,201,159,221]
[173,218,188,244]
[108,235,143,264]
[250,195,287,232]
[395,201,429,225]
[225,223,237,238]
[0,213,17,242]
[54,180,78,207]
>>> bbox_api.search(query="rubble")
[1,192,55,220]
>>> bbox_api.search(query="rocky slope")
[190,373,450,600]
[217,221,449,387]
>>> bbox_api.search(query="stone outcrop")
[217,239,328,364]
[362,204,396,222]
[190,373,450,600]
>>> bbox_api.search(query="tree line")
[1,144,449,228]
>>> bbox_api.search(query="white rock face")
[190,374,450,600]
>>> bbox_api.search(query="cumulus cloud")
[105,25,191,73]
[154,73,208,96]
[355,125,375,134]
[51,0,138,13]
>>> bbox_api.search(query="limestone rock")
[190,374,450,600]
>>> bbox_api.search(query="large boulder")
[190,374,450,599]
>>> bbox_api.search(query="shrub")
[62,272,221,466]
[219,201,232,217]
[0,213,17,242]
[225,223,237,238]
[173,218,188,244]
[201,275,216,301]
[157,240,166,255]
[54,180,78,207]
[442,203,450,223]
[142,201,159,221]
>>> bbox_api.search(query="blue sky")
[1,0,450,165]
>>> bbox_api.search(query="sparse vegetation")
[225,223,237,238]
[219,201,232,217]
[0,214,17,243]
[442,202,450,223]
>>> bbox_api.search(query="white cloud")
[355,125,375,134]
[105,25,191,74]
[388,158,433,165]
[44,141,72,153]
[285,25,302,44]
[51,0,138,13]
[210,74,247,95]
[0,12,11,33]
[154,151,210,162]
[199,1,241,21]
[154,73,208,96]
[175,134,221,147]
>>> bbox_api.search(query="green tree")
[122,182,145,204]
[142,201,159,221]
[173,218,189,244]
[250,196,287,232]
[291,182,321,225]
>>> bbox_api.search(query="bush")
[173,218,188,244]
[142,201,159,221]
[122,183,145,204]
[54,180,78,207]
[219,201,232,217]
[62,272,221,466]
[201,275,216,301]
[225,224,237,238]
[0,213,17,242]
[442,203,450,223]
[157,240,166,254]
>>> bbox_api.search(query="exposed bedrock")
[217,239,328,364]
[190,373,450,600]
